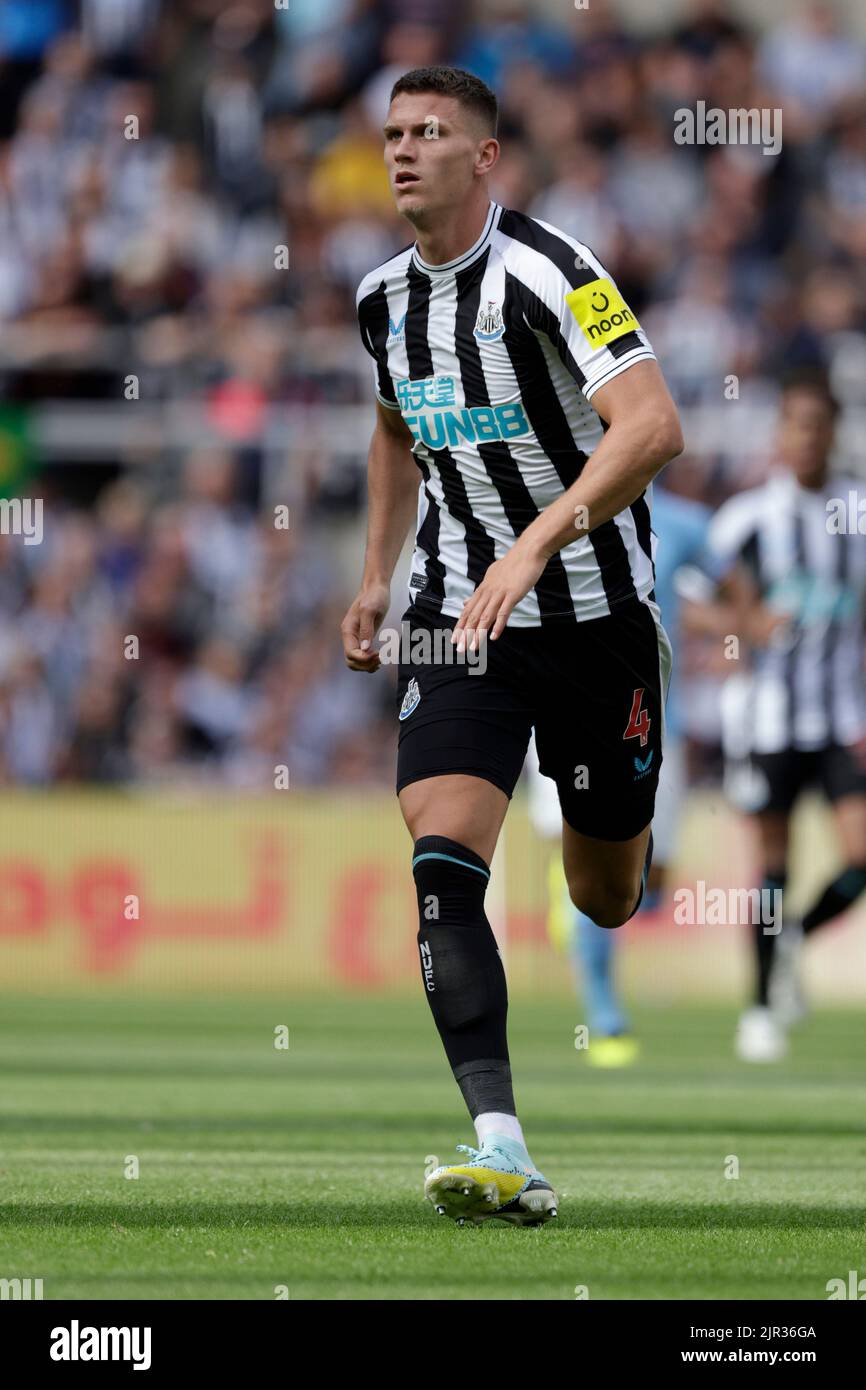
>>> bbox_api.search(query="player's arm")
[715,565,790,647]
[453,359,683,647]
[679,592,741,638]
[521,358,682,554]
[694,498,791,649]
[677,563,762,640]
[341,401,418,673]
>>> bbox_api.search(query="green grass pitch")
[1,993,864,1300]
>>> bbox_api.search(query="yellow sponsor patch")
[565,277,640,349]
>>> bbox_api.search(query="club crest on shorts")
[399,676,421,720]
[474,300,505,342]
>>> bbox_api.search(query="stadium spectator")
[0,0,863,790]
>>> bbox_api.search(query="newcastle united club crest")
[473,300,505,343]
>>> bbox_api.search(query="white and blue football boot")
[424,1134,558,1227]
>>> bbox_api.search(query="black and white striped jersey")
[708,471,866,754]
[355,200,657,626]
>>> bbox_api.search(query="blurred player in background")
[342,66,682,1226]
[704,373,866,1062]
[526,474,711,1067]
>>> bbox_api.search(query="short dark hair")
[389,66,498,137]
[780,367,840,418]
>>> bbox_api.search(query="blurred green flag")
[0,405,35,499]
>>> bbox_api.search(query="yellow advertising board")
[0,790,862,999]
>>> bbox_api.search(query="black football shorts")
[394,598,672,841]
[727,743,866,816]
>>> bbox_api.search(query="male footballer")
[707,373,866,1063]
[341,67,683,1226]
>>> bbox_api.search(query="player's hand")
[451,542,548,651]
[751,606,792,647]
[341,581,390,672]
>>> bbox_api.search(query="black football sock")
[802,863,866,935]
[754,871,786,1006]
[412,834,515,1120]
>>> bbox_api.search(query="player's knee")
[411,834,505,1034]
[587,894,636,930]
[565,873,638,930]
[412,835,491,934]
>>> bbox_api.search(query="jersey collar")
[410,201,502,278]
[772,467,832,501]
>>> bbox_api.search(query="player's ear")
[476,137,499,176]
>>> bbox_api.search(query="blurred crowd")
[0,0,864,788]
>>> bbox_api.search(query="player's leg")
[813,792,866,927]
[561,825,648,1070]
[641,730,685,912]
[574,906,631,1036]
[739,772,800,1050]
[395,610,555,1224]
[400,770,513,1136]
[401,773,556,1224]
[400,771,507,865]
[570,734,684,1064]
[751,808,791,1011]
[528,595,668,1078]
[537,597,670,930]
[754,805,809,1035]
[763,758,866,1037]
[561,821,653,930]
[801,744,866,933]
[525,736,633,1053]
[729,750,804,1059]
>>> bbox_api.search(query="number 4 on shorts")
[623,687,650,747]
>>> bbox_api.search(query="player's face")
[383,94,495,226]
[778,389,837,485]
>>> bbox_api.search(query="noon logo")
[400,676,421,720]
[474,300,505,342]
[565,277,640,349]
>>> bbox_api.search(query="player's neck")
[788,466,828,492]
[411,194,493,268]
